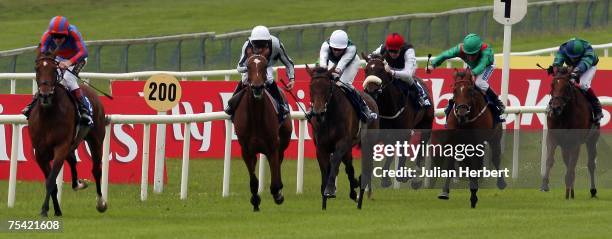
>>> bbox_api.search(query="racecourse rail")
[2,45,612,208]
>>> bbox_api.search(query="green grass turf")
[0,0,505,51]
[1,130,612,238]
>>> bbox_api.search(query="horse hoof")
[350,190,357,202]
[251,195,261,208]
[273,193,284,205]
[438,192,449,200]
[73,179,89,191]
[323,185,336,198]
[54,211,62,217]
[40,211,48,218]
[470,196,478,208]
[396,176,411,183]
[540,185,549,192]
[96,199,108,213]
[253,207,260,212]
[322,196,328,210]
[411,179,423,190]
[591,188,597,198]
[381,177,392,188]
[497,178,507,190]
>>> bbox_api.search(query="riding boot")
[409,82,431,108]
[444,98,454,116]
[485,87,506,122]
[21,93,39,119]
[266,81,289,120]
[348,87,377,123]
[584,88,603,123]
[224,82,245,115]
[72,89,94,127]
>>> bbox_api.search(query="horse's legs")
[316,149,330,210]
[411,130,431,189]
[242,150,260,211]
[66,152,87,191]
[562,146,580,200]
[469,177,479,208]
[380,156,393,188]
[324,144,349,198]
[541,138,557,192]
[489,138,507,190]
[438,157,453,200]
[342,153,358,201]
[36,153,52,217]
[42,148,68,217]
[267,150,284,205]
[86,137,107,213]
[586,137,598,198]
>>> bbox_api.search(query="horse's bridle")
[452,78,488,123]
[35,56,63,98]
[365,57,396,92]
[309,75,335,119]
[549,75,576,110]
[245,54,267,97]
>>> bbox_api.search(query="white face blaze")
[43,61,48,67]
[253,58,261,78]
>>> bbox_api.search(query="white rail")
[5,98,612,207]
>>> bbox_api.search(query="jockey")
[22,16,92,127]
[428,33,505,121]
[371,32,431,107]
[319,29,377,123]
[225,25,295,120]
[550,38,602,123]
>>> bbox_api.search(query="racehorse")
[306,64,379,210]
[29,50,107,217]
[362,53,434,189]
[541,66,600,199]
[436,68,505,208]
[232,53,292,211]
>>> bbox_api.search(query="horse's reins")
[279,79,311,121]
[37,55,114,100]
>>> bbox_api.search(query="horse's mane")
[555,66,572,76]
[454,71,467,78]
[369,53,383,60]
[311,66,330,79]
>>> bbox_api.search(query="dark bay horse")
[541,66,599,199]
[362,53,434,189]
[30,51,107,217]
[437,69,505,208]
[306,64,379,210]
[232,54,292,211]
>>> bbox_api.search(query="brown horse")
[541,66,599,199]
[362,53,434,189]
[436,69,505,208]
[232,54,292,211]
[306,64,379,210]
[29,51,107,217]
